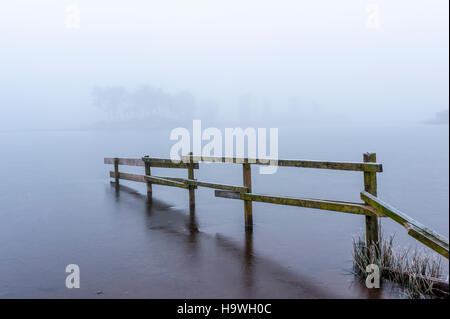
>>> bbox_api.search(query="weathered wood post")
[188,152,196,208]
[144,158,152,197]
[363,153,379,250]
[114,157,119,185]
[242,163,253,230]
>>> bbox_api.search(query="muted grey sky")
[0,0,448,130]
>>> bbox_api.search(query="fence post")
[144,159,152,197]
[243,163,253,230]
[114,157,119,185]
[188,152,196,208]
[363,153,379,249]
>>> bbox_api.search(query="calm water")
[0,124,448,298]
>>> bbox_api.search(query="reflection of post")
[188,152,196,208]
[186,206,199,260]
[243,163,253,231]
[243,230,254,287]
[188,206,199,242]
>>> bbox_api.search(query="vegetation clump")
[352,233,448,298]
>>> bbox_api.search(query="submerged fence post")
[188,152,196,208]
[363,153,379,249]
[114,157,119,185]
[144,157,152,197]
[243,163,253,231]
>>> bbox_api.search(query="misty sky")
[0,0,448,130]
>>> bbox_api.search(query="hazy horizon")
[1,0,449,131]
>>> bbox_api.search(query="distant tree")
[427,109,449,125]
[91,84,198,122]
[91,86,128,118]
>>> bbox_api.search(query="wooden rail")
[104,152,449,259]
[107,171,248,192]
[215,190,383,217]
[361,191,449,259]
[104,157,199,169]
[180,155,383,172]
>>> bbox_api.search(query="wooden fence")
[104,152,448,259]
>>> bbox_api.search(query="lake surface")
[0,124,448,298]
